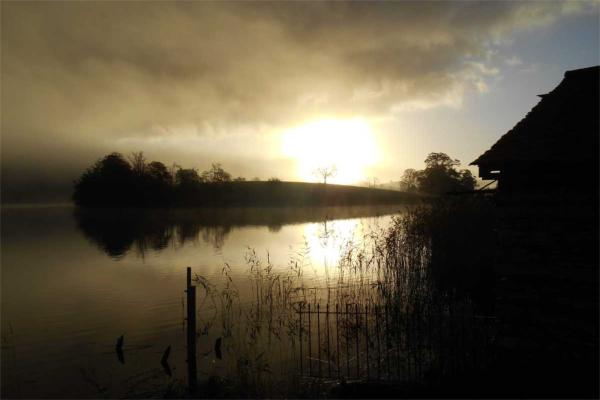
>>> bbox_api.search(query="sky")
[1,1,599,202]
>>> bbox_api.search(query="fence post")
[299,303,303,376]
[365,303,370,381]
[461,307,466,374]
[472,315,478,371]
[317,304,322,378]
[376,305,381,380]
[398,305,403,380]
[308,304,312,377]
[385,304,390,379]
[355,304,360,379]
[438,303,445,376]
[186,280,197,394]
[336,304,340,379]
[326,304,331,378]
[346,304,350,377]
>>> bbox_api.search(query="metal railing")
[296,302,496,382]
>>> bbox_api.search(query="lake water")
[1,205,405,398]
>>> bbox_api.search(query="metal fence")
[296,302,496,382]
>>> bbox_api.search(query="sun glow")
[281,119,379,184]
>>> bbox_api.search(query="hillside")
[171,181,421,207]
[74,178,422,208]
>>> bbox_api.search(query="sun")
[281,118,379,184]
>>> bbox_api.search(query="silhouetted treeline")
[400,152,476,194]
[73,152,421,207]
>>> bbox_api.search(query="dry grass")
[190,197,497,397]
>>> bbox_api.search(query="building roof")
[471,66,599,167]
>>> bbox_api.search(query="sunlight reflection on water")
[1,205,406,398]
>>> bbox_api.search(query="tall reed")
[192,197,497,396]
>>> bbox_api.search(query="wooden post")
[186,284,197,393]
[186,266,192,289]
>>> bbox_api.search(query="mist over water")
[1,205,402,398]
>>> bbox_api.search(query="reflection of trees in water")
[316,220,333,249]
[74,209,233,258]
[200,226,230,252]
[132,225,176,257]
[74,205,405,258]
[267,224,282,233]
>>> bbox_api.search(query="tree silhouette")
[129,151,147,176]
[314,165,337,184]
[147,161,171,184]
[416,152,476,194]
[73,151,416,207]
[73,152,134,206]
[175,168,201,187]
[400,168,420,192]
[424,152,460,169]
[459,169,477,191]
[201,163,232,183]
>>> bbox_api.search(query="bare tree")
[314,165,337,184]
[169,163,181,184]
[129,151,146,175]
[367,176,379,188]
[201,163,232,183]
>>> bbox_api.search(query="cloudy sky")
[1,1,599,201]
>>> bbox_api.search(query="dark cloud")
[1,1,595,201]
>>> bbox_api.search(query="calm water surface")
[1,205,405,398]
